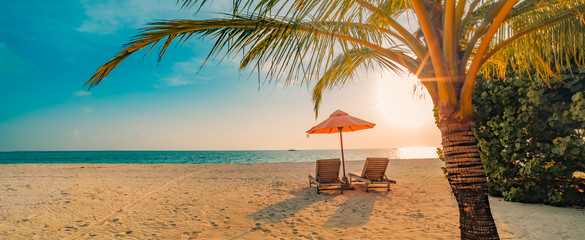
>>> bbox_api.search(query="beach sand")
[1,159,583,239]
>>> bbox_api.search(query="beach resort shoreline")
[1,159,583,239]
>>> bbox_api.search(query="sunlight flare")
[398,146,438,159]
[376,74,435,129]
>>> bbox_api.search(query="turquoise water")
[0,148,438,164]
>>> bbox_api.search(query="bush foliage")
[473,59,585,206]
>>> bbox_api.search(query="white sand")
[0,159,583,239]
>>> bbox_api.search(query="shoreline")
[1,159,583,239]
[0,158,440,165]
[0,148,440,165]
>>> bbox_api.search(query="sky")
[0,0,441,151]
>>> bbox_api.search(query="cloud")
[76,0,195,34]
[157,77,192,87]
[154,57,209,88]
[77,0,235,35]
[73,90,92,97]
[0,42,28,73]
[175,57,203,75]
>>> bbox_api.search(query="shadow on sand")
[247,187,390,228]
[323,190,386,228]
[246,188,327,223]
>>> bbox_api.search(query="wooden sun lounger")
[349,157,396,192]
[308,159,343,194]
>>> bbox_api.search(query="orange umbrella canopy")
[306,110,376,134]
[306,110,375,184]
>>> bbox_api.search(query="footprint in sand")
[250,223,271,233]
[407,210,425,218]
[74,220,89,227]
[182,231,199,239]
[62,225,77,232]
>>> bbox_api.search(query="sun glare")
[398,147,439,159]
[377,74,435,128]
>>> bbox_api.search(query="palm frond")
[352,0,427,58]
[86,15,420,89]
[89,0,585,120]
[179,0,425,55]
[455,0,518,118]
[312,47,406,115]
[481,3,585,80]
[461,0,511,65]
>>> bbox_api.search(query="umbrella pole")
[339,129,346,177]
[338,127,349,186]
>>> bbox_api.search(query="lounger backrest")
[316,159,341,183]
[361,157,389,181]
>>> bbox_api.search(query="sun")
[376,74,436,128]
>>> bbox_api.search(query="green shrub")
[473,58,585,206]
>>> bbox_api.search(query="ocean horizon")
[0,147,438,164]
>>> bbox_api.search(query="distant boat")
[288,149,298,151]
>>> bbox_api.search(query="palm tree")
[86,0,585,239]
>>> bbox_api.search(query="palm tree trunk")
[439,116,499,240]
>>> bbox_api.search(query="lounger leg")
[365,184,369,193]
[317,187,320,194]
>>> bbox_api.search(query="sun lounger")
[308,159,343,194]
[349,157,396,192]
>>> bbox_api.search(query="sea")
[0,147,438,164]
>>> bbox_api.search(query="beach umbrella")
[306,110,375,185]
